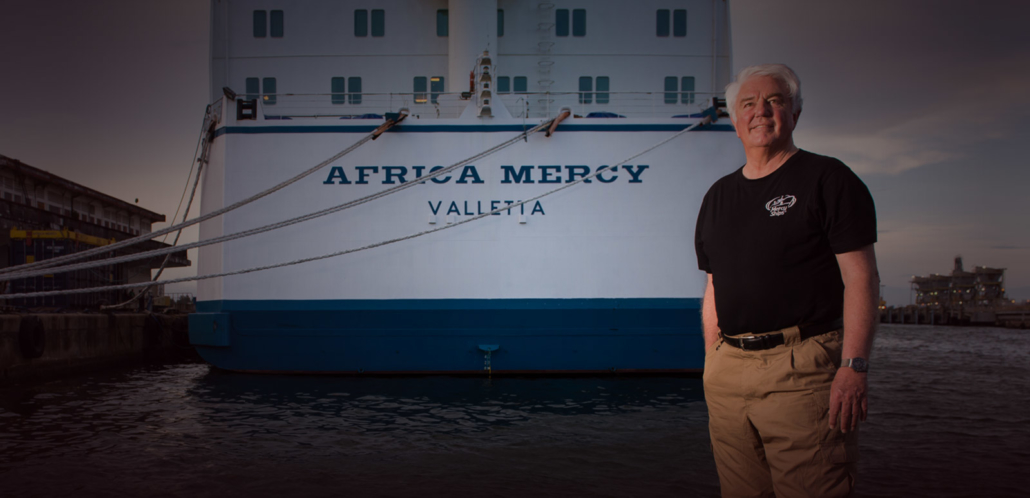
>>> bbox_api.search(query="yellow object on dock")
[9,228,116,247]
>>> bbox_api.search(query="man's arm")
[702,273,720,351]
[829,244,879,433]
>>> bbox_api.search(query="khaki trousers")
[703,326,858,498]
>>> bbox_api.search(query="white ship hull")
[188,0,739,372]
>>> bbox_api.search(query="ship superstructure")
[911,256,1007,308]
[207,0,732,119]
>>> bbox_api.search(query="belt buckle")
[739,335,757,351]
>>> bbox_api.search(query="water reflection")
[5,325,1028,497]
[189,370,705,436]
[0,365,714,497]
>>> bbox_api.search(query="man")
[694,64,879,497]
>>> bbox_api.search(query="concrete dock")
[0,313,194,384]
[880,305,1029,328]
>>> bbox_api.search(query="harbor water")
[1,324,1027,497]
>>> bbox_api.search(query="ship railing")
[499,91,722,120]
[244,91,723,121]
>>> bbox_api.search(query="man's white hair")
[724,64,803,121]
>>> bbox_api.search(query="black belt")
[720,318,843,351]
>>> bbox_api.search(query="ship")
[187,0,743,373]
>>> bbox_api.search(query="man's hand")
[828,367,868,433]
[832,244,877,433]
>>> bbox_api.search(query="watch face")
[849,358,868,372]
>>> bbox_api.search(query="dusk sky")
[1,0,1028,305]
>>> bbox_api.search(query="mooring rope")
[100,108,216,310]
[0,117,709,300]
[163,105,214,244]
[0,119,555,282]
[0,116,386,276]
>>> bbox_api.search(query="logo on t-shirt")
[765,195,797,217]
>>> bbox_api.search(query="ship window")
[354,10,368,37]
[270,10,284,38]
[673,9,687,37]
[596,76,609,104]
[414,77,427,103]
[253,10,266,38]
[437,9,448,37]
[514,76,527,94]
[664,77,678,104]
[664,76,695,104]
[430,76,444,104]
[246,77,259,100]
[656,10,670,37]
[556,9,569,37]
[579,77,592,104]
[372,9,385,37]
[498,9,504,37]
[262,77,277,105]
[671,9,688,37]
[681,76,695,104]
[331,77,347,105]
[348,77,362,104]
[497,76,510,94]
[572,9,586,36]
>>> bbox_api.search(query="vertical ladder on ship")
[536,2,556,119]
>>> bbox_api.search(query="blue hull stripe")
[190,298,705,373]
[212,123,734,138]
[197,298,699,312]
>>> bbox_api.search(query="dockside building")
[0,154,190,308]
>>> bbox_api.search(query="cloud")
[801,132,956,176]
[796,82,1030,176]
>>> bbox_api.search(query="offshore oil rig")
[881,256,1027,328]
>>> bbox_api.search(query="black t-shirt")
[694,149,876,336]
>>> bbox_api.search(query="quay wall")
[880,305,1029,328]
[0,313,194,383]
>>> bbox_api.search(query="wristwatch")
[842,357,869,373]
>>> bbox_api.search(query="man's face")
[731,75,800,150]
